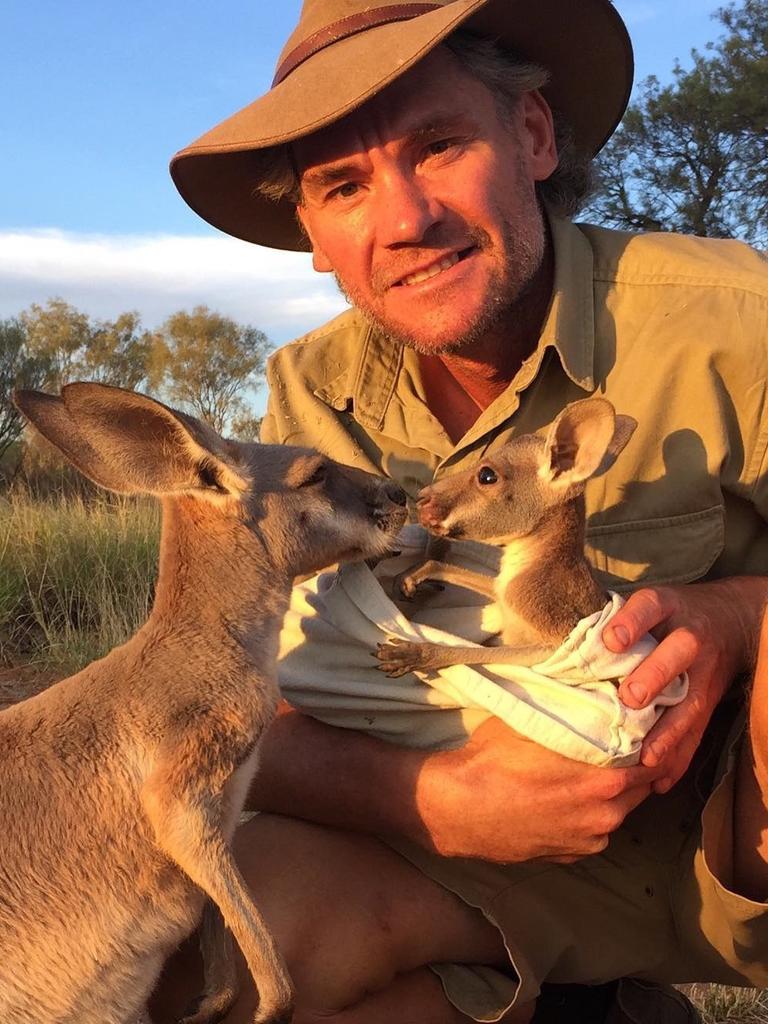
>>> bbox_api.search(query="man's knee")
[231,815,432,1013]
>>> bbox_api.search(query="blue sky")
[0,0,729,385]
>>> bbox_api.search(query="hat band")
[273,3,442,87]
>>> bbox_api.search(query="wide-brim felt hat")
[170,0,633,251]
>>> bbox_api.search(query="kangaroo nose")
[384,482,407,506]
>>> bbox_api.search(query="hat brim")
[170,0,632,250]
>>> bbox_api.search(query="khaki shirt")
[262,215,768,590]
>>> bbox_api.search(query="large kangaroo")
[5,383,407,1024]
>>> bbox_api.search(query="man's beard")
[333,214,546,356]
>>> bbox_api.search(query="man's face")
[294,46,559,355]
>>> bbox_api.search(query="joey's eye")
[428,139,452,156]
[299,463,327,487]
[477,466,498,485]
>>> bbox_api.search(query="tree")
[78,312,153,389]
[229,410,264,442]
[150,306,271,433]
[20,299,153,391]
[586,0,768,247]
[0,318,52,464]
[21,299,91,390]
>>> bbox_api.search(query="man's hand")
[418,716,662,863]
[602,578,768,794]
[252,705,662,865]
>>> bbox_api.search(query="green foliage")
[149,304,271,433]
[0,318,52,466]
[0,492,159,671]
[229,410,264,442]
[75,311,153,389]
[4,300,269,481]
[20,299,153,391]
[587,0,768,246]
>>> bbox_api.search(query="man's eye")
[330,182,359,200]
[427,139,455,157]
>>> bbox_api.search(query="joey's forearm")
[248,701,452,849]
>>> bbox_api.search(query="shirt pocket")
[586,504,725,591]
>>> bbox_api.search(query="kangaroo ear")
[592,413,637,478]
[540,398,627,489]
[13,383,249,498]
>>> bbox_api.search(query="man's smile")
[390,246,478,289]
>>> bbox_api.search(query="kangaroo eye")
[477,466,498,485]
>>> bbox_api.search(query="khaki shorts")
[386,700,768,1022]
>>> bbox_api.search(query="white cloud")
[0,229,348,347]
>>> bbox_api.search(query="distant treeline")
[1,299,270,479]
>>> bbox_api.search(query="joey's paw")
[376,639,433,676]
[393,570,444,600]
[393,569,421,599]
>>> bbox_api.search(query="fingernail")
[627,681,647,705]
[609,624,630,648]
[648,741,665,764]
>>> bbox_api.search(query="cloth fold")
[278,530,688,767]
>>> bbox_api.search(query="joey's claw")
[395,572,445,599]
[394,571,420,599]
[376,639,431,676]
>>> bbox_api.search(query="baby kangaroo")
[377,397,635,676]
[7,383,407,1024]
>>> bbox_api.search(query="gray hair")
[252,30,593,217]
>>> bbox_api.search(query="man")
[161,1,768,1022]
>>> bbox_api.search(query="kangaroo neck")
[496,498,605,645]
[148,497,292,645]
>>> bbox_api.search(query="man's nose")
[374,171,441,247]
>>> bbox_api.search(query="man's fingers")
[640,683,708,769]
[618,627,699,708]
[603,587,677,653]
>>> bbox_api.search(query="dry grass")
[0,489,159,672]
[683,984,768,1022]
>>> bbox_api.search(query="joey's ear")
[592,413,637,478]
[14,383,249,498]
[540,398,622,489]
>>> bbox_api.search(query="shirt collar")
[541,213,596,392]
[316,212,596,428]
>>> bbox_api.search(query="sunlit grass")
[0,490,159,672]
[684,984,768,1023]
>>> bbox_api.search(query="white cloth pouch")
[278,527,688,767]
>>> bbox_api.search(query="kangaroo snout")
[373,479,408,532]
[415,486,455,536]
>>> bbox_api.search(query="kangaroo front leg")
[396,560,497,600]
[377,639,553,676]
[179,901,238,1024]
[142,778,293,1024]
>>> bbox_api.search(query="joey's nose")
[416,495,444,529]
